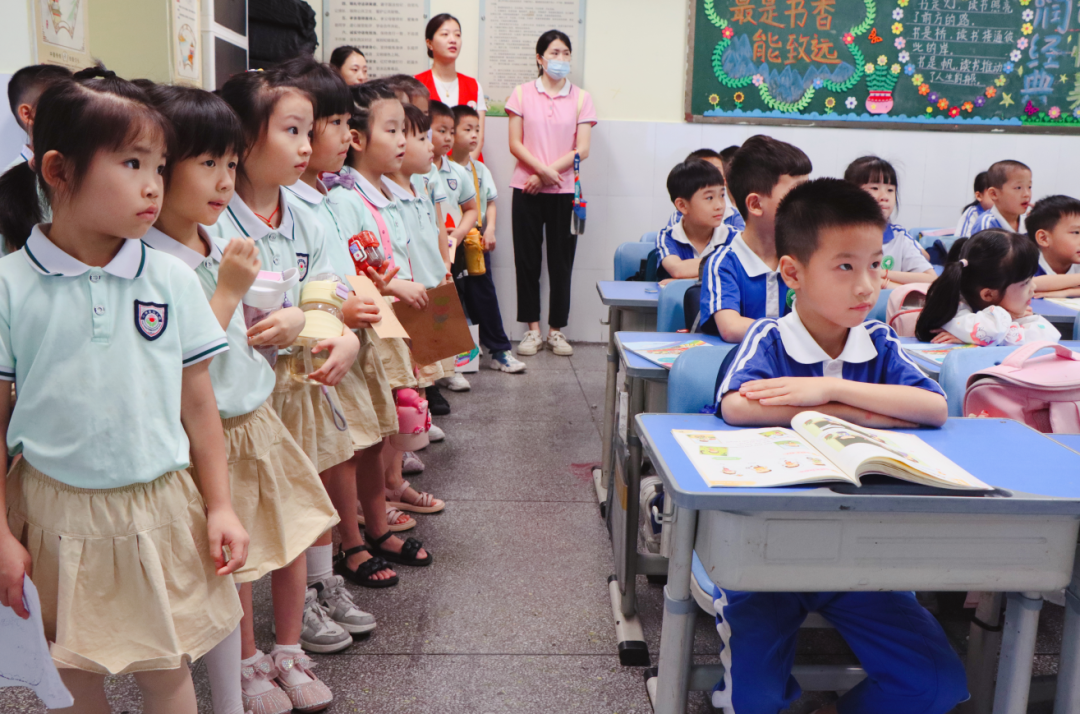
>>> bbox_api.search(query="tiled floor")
[0,343,1067,713]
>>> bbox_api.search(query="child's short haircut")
[428,99,454,123]
[220,68,313,156]
[403,102,430,135]
[844,155,897,187]
[7,64,73,129]
[775,178,885,265]
[987,159,1031,188]
[384,74,430,104]
[146,85,244,183]
[276,56,351,119]
[666,160,724,203]
[719,145,739,176]
[1026,195,1080,239]
[686,148,721,162]
[726,135,812,218]
[452,104,479,125]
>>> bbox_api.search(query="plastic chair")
[1072,312,1080,341]
[613,242,655,281]
[657,280,695,332]
[641,231,658,244]
[938,346,1023,417]
[667,345,736,414]
[869,289,892,323]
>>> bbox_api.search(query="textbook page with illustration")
[628,339,709,368]
[903,343,977,367]
[672,411,990,490]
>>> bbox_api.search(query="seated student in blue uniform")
[1029,194,1080,297]
[714,178,965,714]
[969,159,1031,235]
[698,135,810,342]
[655,149,743,245]
[656,159,731,280]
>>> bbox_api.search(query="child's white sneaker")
[489,350,526,373]
[546,330,573,356]
[310,575,376,634]
[437,373,471,391]
[299,588,352,653]
[427,424,445,442]
[517,330,542,356]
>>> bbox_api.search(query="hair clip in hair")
[960,259,969,268]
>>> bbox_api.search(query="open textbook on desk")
[672,411,990,490]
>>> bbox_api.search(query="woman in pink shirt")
[506,29,597,357]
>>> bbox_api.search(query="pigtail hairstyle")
[346,80,398,163]
[218,68,312,181]
[0,162,42,253]
[914,229,1039,341]
[145,84,244,185]
[962,171,989,212]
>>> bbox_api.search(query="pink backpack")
[886,283,932,337]
[963,341,1080,433]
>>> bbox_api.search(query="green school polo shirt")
[0,226,228,489]
[142,226,277,419]
[433,156,477,226]
[382,176,445,290]
[336,168,415,284]
[455,158,498,227]
[284,178,359,282]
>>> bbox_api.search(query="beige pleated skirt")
[5,461,243,675]
[370,331,417,391]
[335,346,384,452]
[271,358,354,473]
[224,403,340,583]
[359,329,398,437]
[416,356,457,389]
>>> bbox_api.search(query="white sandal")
[385,480,445,514]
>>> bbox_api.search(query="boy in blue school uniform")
[1028,194,1080,296]
[699,135,811,342]
[969,159,1031,235]
[654,149,744,254]
[714,178,966,714]
[656,159,731,280]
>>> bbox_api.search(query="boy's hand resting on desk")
[308,331,361,386]
[249,306,305,348]
[0,531,32,619]
[741,376,839,407]
[342,294,382,330]
[206,506,249,576]
[930,330,964,344]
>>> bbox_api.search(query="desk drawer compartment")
[695,510,1079,592]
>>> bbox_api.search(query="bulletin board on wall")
[684,0,1080,132]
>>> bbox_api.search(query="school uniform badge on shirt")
[883,255,895,270]
[447,178,458,191]
[296,252,309,281]
[135,301,168,341]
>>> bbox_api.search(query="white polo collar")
[285,178,327,207]
[438,155,455,175]
[24,224,146,279]
[382,176,418,202]
[222,188,297,241]
[670,220,730,258]
[343,166,391,208]
[990,204,1026,233]
[777,305,878,366]
[534,77,572,98]
[728,233,775,278]
[141,225,222,269]
[18,145,32,163]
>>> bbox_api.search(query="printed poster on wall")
[324,0,430,79]
[172,0,202,86]
[479,0,585,116]
[34,0,94,71]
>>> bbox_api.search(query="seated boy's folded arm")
[828,381,947,427]
[886,269,938,285]
[660,255,700,279]
[721,391,919,428]
[715,309,754,343]
[1034,273,1080,292]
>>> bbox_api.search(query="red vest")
[414,69,480,109]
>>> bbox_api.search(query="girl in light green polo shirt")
[0,74,247,712]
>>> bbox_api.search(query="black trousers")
[511,189,576,329]
[456,252,512,353]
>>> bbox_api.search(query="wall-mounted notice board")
[685,0,1080,132]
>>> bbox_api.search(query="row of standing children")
[0,54,519,714]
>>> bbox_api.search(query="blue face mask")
[544,60,571,80]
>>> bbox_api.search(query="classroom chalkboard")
[685,0,1080,131]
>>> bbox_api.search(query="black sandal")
[365,530,432,567]
[333,545,399,588]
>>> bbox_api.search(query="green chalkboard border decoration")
[685,0,1080,133]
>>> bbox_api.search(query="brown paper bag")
[346,276,410,340]
[393,283,475,365]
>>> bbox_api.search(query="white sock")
[306,545,333,584]
[238,649,276,696]
[202,625,244,714]
[271,643,313,687]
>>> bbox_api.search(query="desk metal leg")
[597,306,622,512]
[992,591,1043,714]
[620,375,647,617]
[652,505,698,714]
[1054,548,1080,714]
[962,592,1004,714]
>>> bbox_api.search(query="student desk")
[636,413,1080,714]
[1053,432,1080,714]
[1032,298,1078,335]
[900,338,1080,381]
[596,282,661,510]
[605,332,733,665]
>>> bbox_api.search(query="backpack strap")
[1001,341,1078,369]
[354,188,397,273]
[468,160,483,231]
